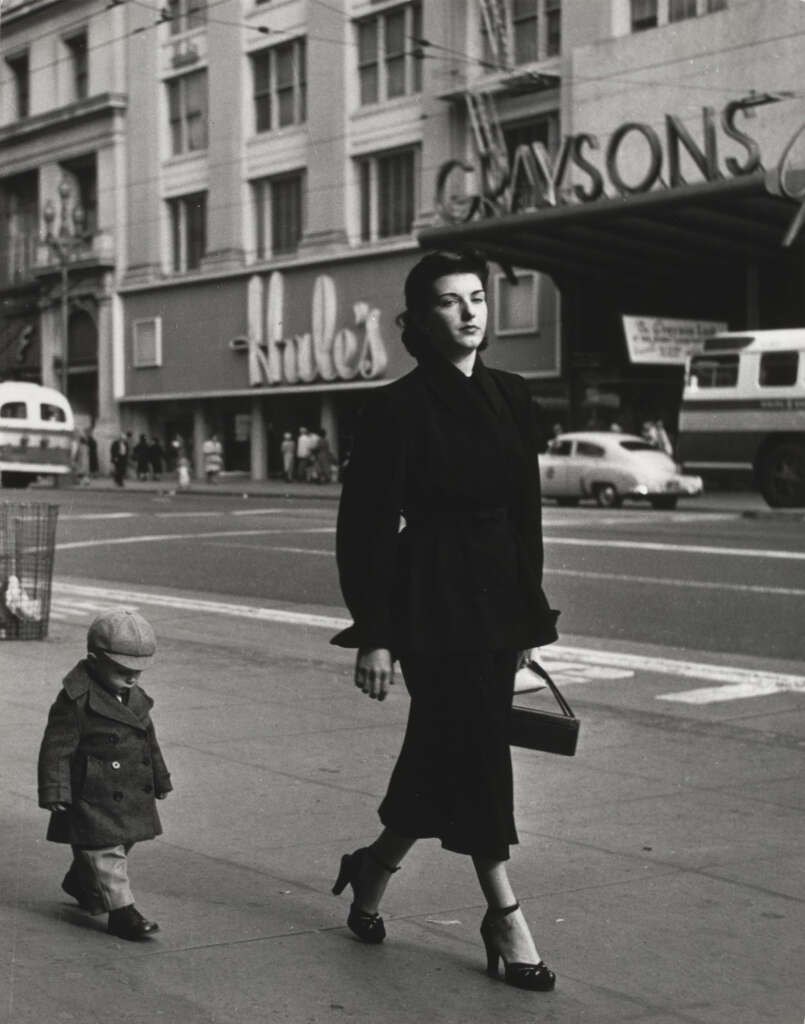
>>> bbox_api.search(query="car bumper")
[631,476,704,498]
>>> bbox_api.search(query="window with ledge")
[633,0,726,31]
[167,69,208,154]
[251,38,306,133]
[480,1,561,67]
[0,173,38,285]
[166,0,207,34]
[133,318,163,368]
[168,192,206,271]
[356,3,422,106]
[65,32,89,101]
[358,148,417,242]
[252,171,305,258]
[631,0,658,31]
[6,52,30,119]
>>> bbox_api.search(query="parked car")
[539,431,704,509]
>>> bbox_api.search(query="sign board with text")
[622,316,728,365]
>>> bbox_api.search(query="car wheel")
[556,497,580,507]
[758,442,805,508]
[650,496,678,510]
[593,483,621,508]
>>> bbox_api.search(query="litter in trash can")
[0,503,59,640]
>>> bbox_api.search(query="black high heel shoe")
[332,846,400,944]
[480,902,556,991]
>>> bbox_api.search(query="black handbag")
[510,659,580,756]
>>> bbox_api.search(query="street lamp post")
[42,180,86,398]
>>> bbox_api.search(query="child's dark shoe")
[107,905,159,940]
[61,871,105,915]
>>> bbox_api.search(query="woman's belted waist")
[402,504,509,528]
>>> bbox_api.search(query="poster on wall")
[622,316,728,365]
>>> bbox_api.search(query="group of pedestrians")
[110,433,168,487]
[280,425,335,483]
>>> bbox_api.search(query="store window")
[357,147,417,242]
[494,271,539,336]
[6,52,30,119]
[252,171,305,257]
[759,352,799,388]
[167,69,208,154]
[251,38,306,133]
[356,3,423,106]
[481,1,561,66]
[65,32,89,101]
[631,0,658,31]
[168,192,206,271]
[166,0,207,34]
[707,0,727,10]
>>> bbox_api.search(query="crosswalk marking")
[50,582,803,704]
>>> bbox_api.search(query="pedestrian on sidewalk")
[110,433,128,487]
[315,427,334,484]
[202,433,224,484]
[332,250,560,992]
[133,434,151,481]
[280,431,296,482]
[148,436,165,481]
[37,609,172,941]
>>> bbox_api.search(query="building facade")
[2,0,803,478]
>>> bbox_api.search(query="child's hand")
[45,802,69,812]
[156,792,168,800]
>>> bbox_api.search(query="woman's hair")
[396,250,490,359]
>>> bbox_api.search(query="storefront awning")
[418,172,804,283]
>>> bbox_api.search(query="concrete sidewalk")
[32,471,805,519]
[1,594,802,1023]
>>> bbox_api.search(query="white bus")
[0,381,75,488]
[677,330,805,507]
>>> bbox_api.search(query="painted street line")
[206,543,332,555]
[545,536,805,561]
[545,566,805,598]
[58,512,137,521]
[154,511,220,518]
[52,582,803,703]
[55,526,336,551]
[230,508,326,516]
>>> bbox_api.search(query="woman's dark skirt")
[378,650,519,862]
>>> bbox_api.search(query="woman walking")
[332,250,559,991]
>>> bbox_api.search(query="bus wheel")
[594,483,622,508]
[650,496,678,511]
[759,442,805,507]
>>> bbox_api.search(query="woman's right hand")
[355,648,394,701]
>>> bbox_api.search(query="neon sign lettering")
[230,272,389,387]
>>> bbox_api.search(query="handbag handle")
[526,659,576,719]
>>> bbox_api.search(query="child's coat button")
[111,761,121,769]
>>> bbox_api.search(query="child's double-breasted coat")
[38,660,172,847]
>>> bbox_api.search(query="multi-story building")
[1,0,128,465]
[2,0,803,479]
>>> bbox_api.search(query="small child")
[37,608,172,941]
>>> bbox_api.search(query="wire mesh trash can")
[0,503,59,640]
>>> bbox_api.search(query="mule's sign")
[230,272,389,387]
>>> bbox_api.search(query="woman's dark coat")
[38,660,172,847]
[333,353,558,655]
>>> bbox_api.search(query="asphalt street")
[1,482,803,1023]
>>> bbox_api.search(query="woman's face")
[421,273,488,358]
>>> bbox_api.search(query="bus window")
[0,402,27,419]
[688,354,739,388]
[759,351,798,387]
[40,403,67,422]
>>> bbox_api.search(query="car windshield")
[620,441,661,452]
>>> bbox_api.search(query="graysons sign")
[230,272,389,387]
[436,94,804,232]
